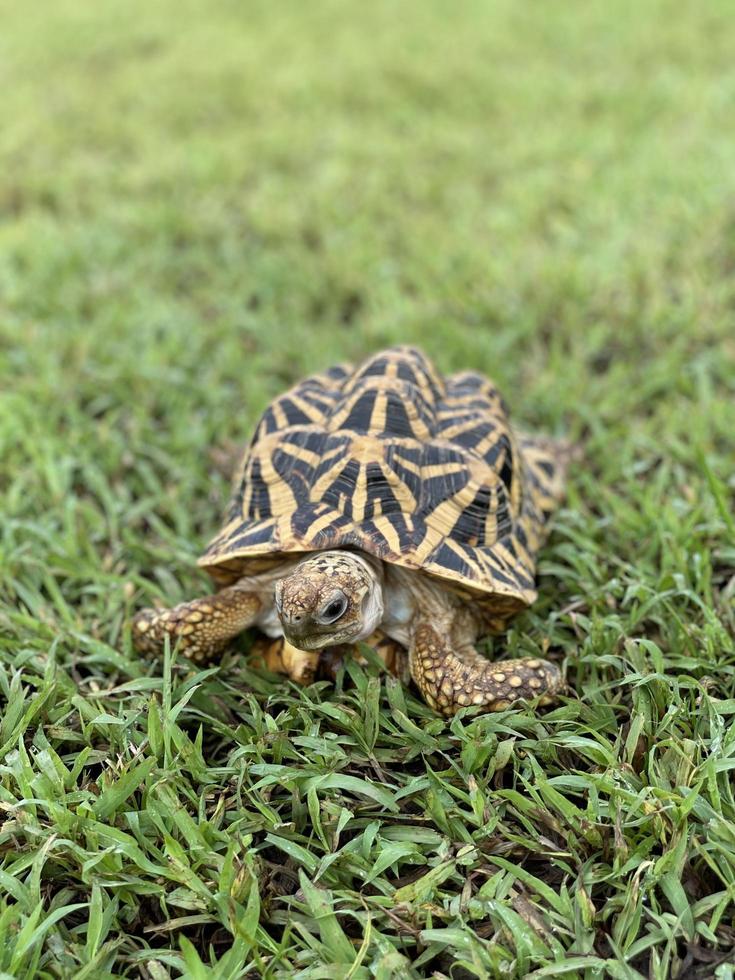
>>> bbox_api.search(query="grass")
[1,0,735,975]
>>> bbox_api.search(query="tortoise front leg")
[132,584,263,664]
[409,620,562,716]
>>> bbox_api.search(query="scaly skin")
[132,553,563,714]
[409,620,561,715]
[396,573,562,715]
[132,585,262,664]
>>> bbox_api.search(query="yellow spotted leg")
[132,586,263,664]
[409,622,562,716]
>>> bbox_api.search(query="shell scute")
[201,346,567,609]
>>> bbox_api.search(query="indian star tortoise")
[133,346,571,715]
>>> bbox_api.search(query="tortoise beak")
[280,611,336,651]
[280,609,310,634]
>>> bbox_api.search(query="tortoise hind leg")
[409,620,562,716]
[133,584,263,664]
[318,631,408,682]
[251,636,321,685]
[253,631,406,686]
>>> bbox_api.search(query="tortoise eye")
[320,594,348,624]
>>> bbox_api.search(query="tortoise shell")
[199,346,566,618]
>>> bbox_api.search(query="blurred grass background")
[1,0,735,977]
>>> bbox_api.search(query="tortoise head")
[274,551,384,650]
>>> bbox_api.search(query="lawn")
[2,0,735,976]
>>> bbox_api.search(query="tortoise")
[133,346,570,715]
